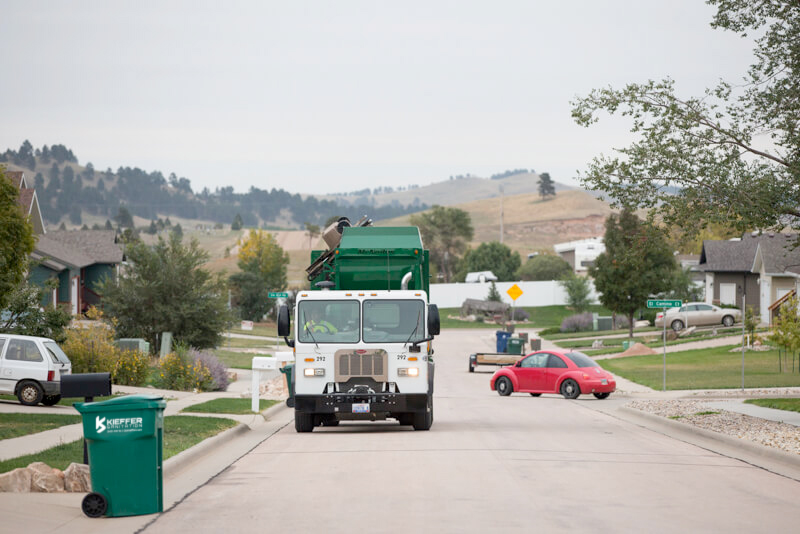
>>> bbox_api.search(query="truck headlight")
[304,368,325,377]
[398,368,419,377]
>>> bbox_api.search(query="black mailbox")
[61,373,112,399]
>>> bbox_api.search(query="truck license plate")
[352,403,370,413]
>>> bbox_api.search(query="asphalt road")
[145,329,800,533]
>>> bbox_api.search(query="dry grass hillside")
[379,189,616,257]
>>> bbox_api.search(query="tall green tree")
[590,211,676,338]
[0,167,36,311]
[231,213,243,231]
[572,2,800,237]
[559,272,592,313]
[410,205,474,283]
[98,233,232,350]
[230,230,289,320]
[457,241,521,282]
[516,254,572,281]
[538,172,556,200]
[304,222,320,248]
[114,206,134,228]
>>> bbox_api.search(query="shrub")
[112,350,150,386]
[538,326,561,336]
[61,309,118,374]
[511,309,530,321]
[155,351,193,391]
[560,312,594,333]
[190,349,229,391]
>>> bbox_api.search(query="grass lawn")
[181,398,279,414]
[439,304,613,330]
[0,414,81,440]
[745,398,800,413]
[602,345,800,390]
[0,415,237,474]
[227,322,277,337]
[212,349,271,369]
[0,394,118,407]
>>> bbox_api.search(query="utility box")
[116,339,150,354]
[596,317,613,331]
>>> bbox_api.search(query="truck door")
[2,338,46,388]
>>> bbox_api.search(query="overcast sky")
[0,1,755,195]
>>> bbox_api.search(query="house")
[751,233,800,325]
[465,271,498,283]
[698,232,800,324]
[553,237,604,274]
[5,170,123,315]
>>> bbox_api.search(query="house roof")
[17,188,34,213]
[752,233,800,275]
[35,230,123,269]
[699,233,772,272]
[6,170,26,189]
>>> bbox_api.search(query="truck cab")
[278,219,439,432]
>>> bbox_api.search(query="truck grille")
[335,349,388,382]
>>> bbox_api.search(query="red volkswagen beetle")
[490,350,616,399]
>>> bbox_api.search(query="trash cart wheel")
[82,492,108,518]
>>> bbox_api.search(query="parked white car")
[654,302,742,331]
[0,334,72,406]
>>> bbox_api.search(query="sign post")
[506,284,523,328]
[268,292,289,351]
[647,299,682,391]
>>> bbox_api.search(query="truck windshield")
[363,300,425,343]
[297,300,360,343]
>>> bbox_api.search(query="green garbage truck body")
[283,224,439,432]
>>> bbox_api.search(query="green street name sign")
[647,299,682,309]
[268,292,289,299]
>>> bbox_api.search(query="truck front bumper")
[295,393,429,415]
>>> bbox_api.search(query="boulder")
[29,462,65,493]
[0,467,32,493]
[64,463,91,493]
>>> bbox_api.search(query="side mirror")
[277,305,291,337]
[515,360,522,367]
[427,304,440,336]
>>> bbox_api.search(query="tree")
[0,261,71,342]
[304,222,320,249]
[486,281,502,302]
[665,265,703,302]
[104,219,113,230]
[231,213,243,231]
[115,206,134,229]
[171,223,183,240]
[571,2,800,237]
[590,211,676,338]
[559,272,593,313]
[229,271,270,321]
[410,206,474,283]
[769,295,800,371]
[98,233,232,350]
[516,254,572,281]
[147,220,158,235]
[538,172,556,200]
[0,167,36,311]
[457,241,521,282]
[236,230,289,290]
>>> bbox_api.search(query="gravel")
[627,399,800,455]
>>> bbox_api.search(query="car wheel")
[560,379,580,399]
[42,394,61,406]
[722,315,734,327]
[495,376,513,396]
[529,393,541,397]
[671,319,685,332]
[82,492,107,518]
[17,381,44,406]
[294,411,314,432]
[593,392,610,400]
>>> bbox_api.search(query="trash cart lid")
[74,394,166,413]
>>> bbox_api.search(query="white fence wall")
[429,280,599,309]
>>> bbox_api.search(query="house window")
[719,283,737,306]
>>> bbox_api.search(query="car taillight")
[47,370,55,381]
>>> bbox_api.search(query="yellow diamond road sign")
[506,284,523,301]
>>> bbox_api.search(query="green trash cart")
[280,363,295,407]
[507,337,524,355]
[74,394,166,518]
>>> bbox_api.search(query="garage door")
[719,283,737,305]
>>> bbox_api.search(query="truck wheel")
[468,363,474,373]
[294,411,314,432]
[42,395,61,406]
[320,416,339,427]
[397,414,413,426]
[17,381,43,406]
[412,396,433,431]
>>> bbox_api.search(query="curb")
[618,405,800,477]
[163,423,250,477]
[262,400,289,420]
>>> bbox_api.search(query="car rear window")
[565,351,599,368]
[44,342,71,364]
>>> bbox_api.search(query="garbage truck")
[278,216,439,432]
